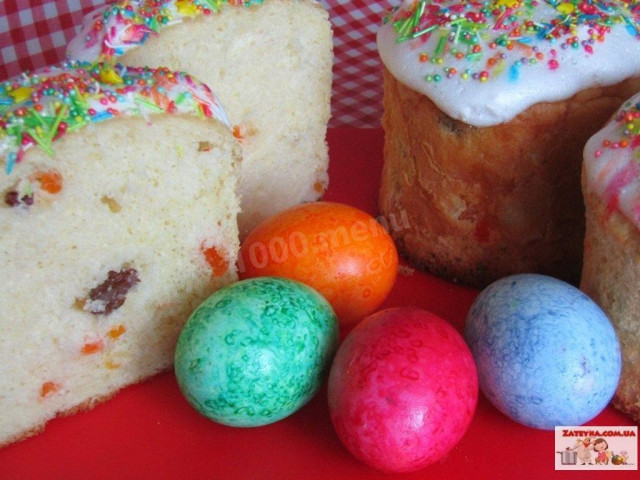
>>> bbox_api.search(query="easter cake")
[0,61,241,446]
[377,0,640,287]
[581,93,640,423]
[66,0,333,236]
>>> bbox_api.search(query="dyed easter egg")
[465,274,621,430]
[238,201,398,326]
[174,277,339,427]
[328,307,478,473]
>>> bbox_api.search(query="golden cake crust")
[581,181,640,423]
[379,67,640,287]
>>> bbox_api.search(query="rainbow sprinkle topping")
[596,103,640,154]
[67,0,264,62]
[0,61,229,174]
[584,93,640,228]
[385,0,640,83]
[378,0,640,126]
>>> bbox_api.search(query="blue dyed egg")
[174,277,339,427]
[464,274,621,430]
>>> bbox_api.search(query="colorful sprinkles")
[384,0,640,83]
[67,0,264,62]
[0,61,229,174]
[585,94,640,227]
[594,106,640,157]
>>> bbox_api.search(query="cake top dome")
[66,0,264,63]
[0,61,229,174]
[584,92,640,230]
[377,0,640,127]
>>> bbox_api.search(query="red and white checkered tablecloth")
[0,0,393,127]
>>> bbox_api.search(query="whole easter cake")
[0,61,241,446]
[581,93,640,422]
[67,0,333,236]
[377,0,640,287]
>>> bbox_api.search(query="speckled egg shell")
[465,274,621,430]
[174,277,339,427]
[328,307,478,473]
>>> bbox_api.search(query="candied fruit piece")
[85,267,140,315]
[104,359,121,370]
[202,245,229,277]
[81,339,105,355]
[35,170,63,194]
[73,298,87,310]
[40,381,60,398]
[101,195,122,213]
[108,324,126,339]
[198,141,213,152]
[232,125,244,140]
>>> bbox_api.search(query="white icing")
[67,6,156,63]
[1,62,230,174]
[377,0,640,127]
[66,1,264,64]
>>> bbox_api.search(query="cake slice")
[67,0,333,235]
[0,61,241,446]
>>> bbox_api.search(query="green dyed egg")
[174,276,339,427]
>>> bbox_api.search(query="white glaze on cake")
[583,92,640,230]
[0,61,229,174]
[66,0,264,63]
[377,0,640,127]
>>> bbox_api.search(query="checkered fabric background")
[0,0,394,127]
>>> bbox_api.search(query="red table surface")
[0,127,635,480]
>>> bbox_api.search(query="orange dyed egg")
[238,202,398,326]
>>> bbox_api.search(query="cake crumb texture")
[68,0,333,236]
[581,195,640,422]
[0,115,241,446]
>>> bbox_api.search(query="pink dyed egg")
[327,307,478,473]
